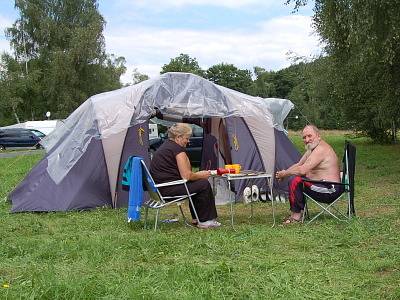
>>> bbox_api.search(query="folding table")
[220,171,275,229]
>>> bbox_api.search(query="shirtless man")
[275,125,343,224]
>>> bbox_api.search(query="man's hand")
[275,170,286,181]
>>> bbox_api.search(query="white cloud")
[0,14,12,29]
[0,8,321,86]
[0,39,12,54]
[119,0,271,9]
[0,15,13,54]
[105,14,321,84]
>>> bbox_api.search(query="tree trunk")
[12,107,20,123]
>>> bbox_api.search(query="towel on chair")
[122,156,134,189]
[124,156,144,222]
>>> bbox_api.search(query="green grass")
[0,132,399,299]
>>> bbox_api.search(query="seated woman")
[150,123,220,229]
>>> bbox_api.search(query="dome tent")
[10,72,300,212]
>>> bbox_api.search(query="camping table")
[221,171,275,229]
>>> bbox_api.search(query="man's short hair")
[304,124,320,136]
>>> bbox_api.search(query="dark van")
[0,128,42,150]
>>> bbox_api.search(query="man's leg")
[304,183,344,203]
[288,176,306,221]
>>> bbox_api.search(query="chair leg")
[184,183,200,224]
[144,206,149,229]
[347,193,352,219]
[301,202,308,223]
[154,209,160,231]
[178,202,193,227]
[306,200,347,224]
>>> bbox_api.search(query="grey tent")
[10,72,300,212]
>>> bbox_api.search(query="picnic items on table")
[210,164,242,176]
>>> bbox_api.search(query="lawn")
[0,132,399,299]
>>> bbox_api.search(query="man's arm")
[297,150,311,166]
[276,148,323,179]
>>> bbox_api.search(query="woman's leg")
[159,179,217,222]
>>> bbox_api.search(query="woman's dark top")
[150,139,187,183]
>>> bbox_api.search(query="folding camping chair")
[140,160,199,230]
[301,141,356,224]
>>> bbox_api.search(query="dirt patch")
[359,205,397,217]
[375,267,399,278]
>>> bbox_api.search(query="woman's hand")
[196,170,211,179]
[176,152,210,181]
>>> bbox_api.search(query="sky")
[0,0,321,84]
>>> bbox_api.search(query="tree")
[0,53,42,124]
[132,68,149,85]
[250,67,277,98]
[286,0,400,142]
[315,0,400,142]
[250,64,304,99]
[160,53,204,77]
[3,0,126,121]
[287,57,347,130]
[205,63,253,94]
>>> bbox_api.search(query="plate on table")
[224,170,263,177]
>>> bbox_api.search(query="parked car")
[28,129,46,139]
[149,125,203,165]
[0,128,42,150]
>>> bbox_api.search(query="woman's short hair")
[168,123,192,140]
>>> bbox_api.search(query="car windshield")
[149,117,203,138]
[30,130,46,138]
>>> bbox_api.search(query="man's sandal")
[283,216,302,225]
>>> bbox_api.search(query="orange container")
[231,164,241,174]
[225,164,241,174]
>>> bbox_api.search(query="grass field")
[0,132,399,299]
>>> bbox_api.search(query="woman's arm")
[176,152,210,181]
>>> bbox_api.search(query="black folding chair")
[302,141,356,224]
[140,160,199,230]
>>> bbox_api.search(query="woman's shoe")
[197,220,221,229]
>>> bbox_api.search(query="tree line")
[0,0,126,125]
[1,0,398,143]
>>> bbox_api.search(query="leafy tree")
[160,53,204,77]
[132,68,149,85]
[250,67,277,98]
[3,0,126,121]
[205,63,252,94]
[250,64,304,99]
[0,53,42,124]
[287,0,400,142]
[287,57,347,130]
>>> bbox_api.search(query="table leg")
[268,177,275,227]
[249,178,254,219]
[228,180,235,230]
[212,176,217,197]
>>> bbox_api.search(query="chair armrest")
[155,179,188,188]
[301,177,348,186]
